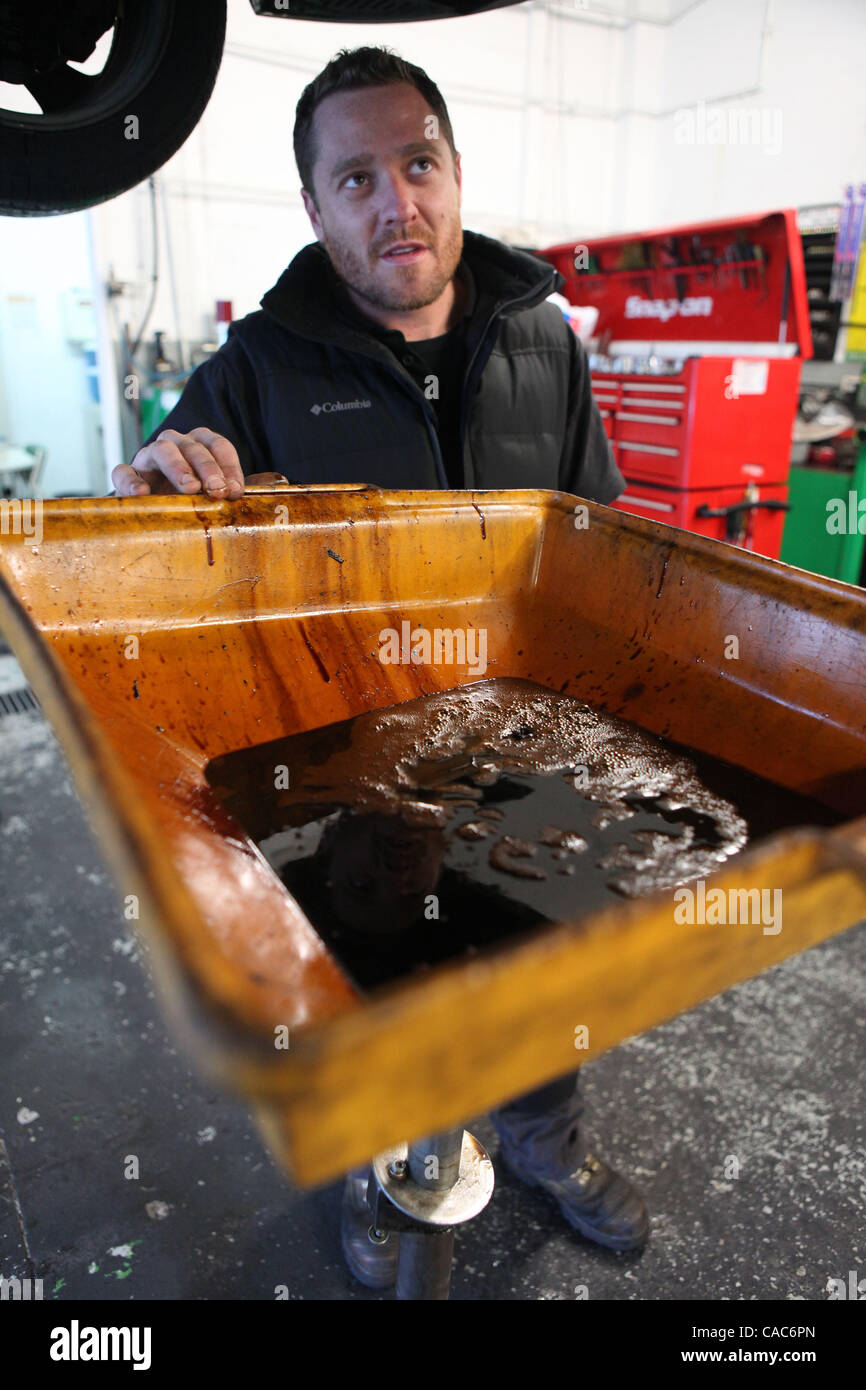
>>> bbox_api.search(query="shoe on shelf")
[498,1146,649,1253]
[340,1169,400,1289]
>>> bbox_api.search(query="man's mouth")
[381,241,429,263]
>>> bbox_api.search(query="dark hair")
[293,45,457,203]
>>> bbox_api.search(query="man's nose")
[379,172,419,224]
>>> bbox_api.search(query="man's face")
[301,81,463,315]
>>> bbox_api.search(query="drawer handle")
[617,411,680,426]
[617,441,680,457]
[619,494,676,512]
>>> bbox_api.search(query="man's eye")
[342,158,433,189]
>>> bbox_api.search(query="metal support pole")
[395,1126,464,1301]
[395,1228,455,1302]
[369,1125,494,1302]
[407,1125,465,1191]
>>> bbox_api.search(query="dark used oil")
[205,678,843,991]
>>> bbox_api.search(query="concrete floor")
[1,649,864,1302]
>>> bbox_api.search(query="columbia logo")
[310,399,372,415]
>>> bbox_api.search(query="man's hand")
[112,427,245,498]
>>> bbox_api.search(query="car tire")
[0,0,227,216]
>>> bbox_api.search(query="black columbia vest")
[146,227,624,503]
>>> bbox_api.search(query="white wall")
[653,0,866,227]
[94,2,551,351]
[95,0,866,353]
[0,213,99,495]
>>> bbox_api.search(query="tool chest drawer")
[615,439,685,486]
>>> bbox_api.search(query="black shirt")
[404,323,467,488]
[326,259,476,488]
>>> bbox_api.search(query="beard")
[320,212,464,314]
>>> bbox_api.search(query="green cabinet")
[780,443,866,584]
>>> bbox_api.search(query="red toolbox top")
[536,211,812,498]
[537,209,813,359]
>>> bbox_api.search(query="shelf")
[575,260,764,280]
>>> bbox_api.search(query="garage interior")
[1,0,865,1313]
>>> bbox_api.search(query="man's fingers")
[150,433,232,495]
[169,439,227,491]
[112,429,246,498]
[111,462,148,496]
[185,428,245,496]
[156,429,243,497]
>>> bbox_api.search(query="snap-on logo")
[310,399,372,415]
[624,295,713,322]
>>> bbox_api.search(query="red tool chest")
[537,210,812,556]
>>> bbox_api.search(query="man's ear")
[301,187,324,242]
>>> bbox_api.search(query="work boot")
[497,1145,649,1252]
[339,1167,400,1289]
[490,1069,649,1252]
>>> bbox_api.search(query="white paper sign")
[730,358,769,396]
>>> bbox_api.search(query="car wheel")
[0,0,227,216]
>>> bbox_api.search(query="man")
[113,45,646,1284]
